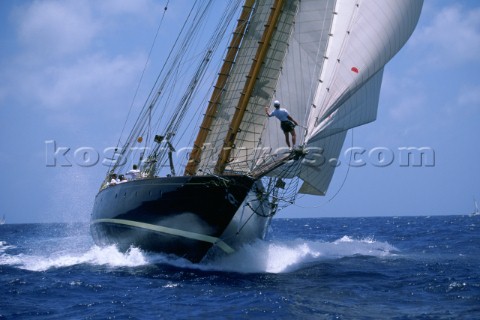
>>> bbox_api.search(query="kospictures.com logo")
[44,140,435,168]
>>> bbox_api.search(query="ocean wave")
[0,244,148,271]
[197,236,399,274]
[0,240,16,253]
[0,236,397,273]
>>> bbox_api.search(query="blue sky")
[0,0,479,223]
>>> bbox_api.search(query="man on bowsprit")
[265,100,299,148]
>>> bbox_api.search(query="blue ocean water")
[1,216,479,319]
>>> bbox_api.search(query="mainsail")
[189,0,299,175]
[187,0,423,197]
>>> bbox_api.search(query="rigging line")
[146,1,243,175]
[110,1,170,171]
[157,3,211,113]
[294,128,354,210]
[152,0,238,138]
[113,0,212,173]
[147,2,209,131]
[143,0,202,109]
[326,128,353,202]
[120,0,203,152]
[162,3,238,132]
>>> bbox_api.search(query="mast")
[214,0,285,175]
[184,0,256,176]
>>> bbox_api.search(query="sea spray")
[0,244,148,271]
[200,236,398,274]
[1,221,397,274]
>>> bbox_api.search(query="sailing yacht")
[90,0,424,262]
[472,199,479,216]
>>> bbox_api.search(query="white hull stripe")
[92,218,235,254]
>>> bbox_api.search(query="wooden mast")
[214,0,285,175]
[184,0,256,176]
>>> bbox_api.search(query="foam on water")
[0,236,397,273]
[201,236,398,273]
[0,241,15,253]
[0,242,148,271]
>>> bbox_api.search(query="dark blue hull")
[90,175,264,262]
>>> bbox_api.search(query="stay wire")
[144,1,242,175]
[111,0,203,173]
[114,1,170,158]
[294,128,354,209]
[327,129,353,202]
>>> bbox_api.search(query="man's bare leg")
[284,132,291,148]
[291,130,296,147]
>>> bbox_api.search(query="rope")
[109,1,170,173]
[326,128,353,202]
[110,1,243,176]
[294,128,354,209]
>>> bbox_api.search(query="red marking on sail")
[351,67,359,73]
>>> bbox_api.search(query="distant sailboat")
[0,215,5,225]
[471,199,479,216]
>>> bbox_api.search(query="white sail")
[473,198,480,216]
[299,0,423,195]
[259,0,423,195]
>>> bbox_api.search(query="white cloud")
[0,51,145,119]
[30,53,145,110]
[411,4,480,67]
[379,2,480,132]
[2,0,161,119]
[16,1,98,57]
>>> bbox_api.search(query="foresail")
[298,130,347,195]
[296,0,423,195]
[307,67,384,144]
[305,0,424,142]
[261,0,423,196]
[261,129,347,196]
[297,68,384,195]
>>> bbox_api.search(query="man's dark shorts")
[280,120,295,133]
